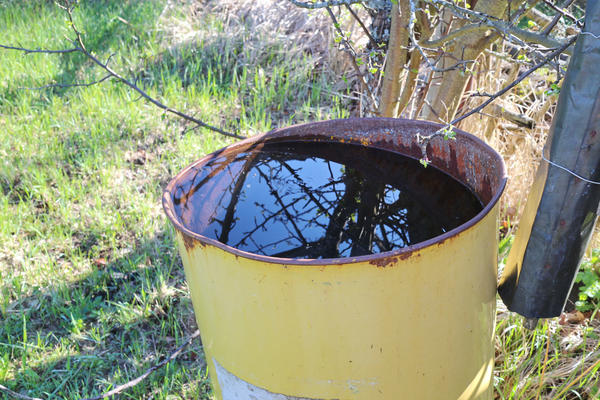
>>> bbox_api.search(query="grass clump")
[494,304,600,399]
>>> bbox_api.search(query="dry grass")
[495,301,600,399]
[158,0,335,76]
[458,48,557,222]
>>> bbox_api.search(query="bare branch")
[20,75,113,91]
[0,43,79,54]
[0,1,243,140]
[416,33,577,164]
[511,0,542,25]
[288,0,386,9]
[60,0,243,139]
[449,34,577,127]
[409,0,477,73]
[79,330,201,400]
[487,103,536,129]
[509,25,573,55]
[58,2,243,139]
[420,24,486,47]
[0,385,43,400]
[541,0,584,28]
[421,0,574,56]
[344,4,377,47]
[324,6,377,107]
[541,0,575,36]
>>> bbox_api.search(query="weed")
[576,250,600,313]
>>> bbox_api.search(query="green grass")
[0,1,346,398]
[0,1,598,399]
[494,308,600,399]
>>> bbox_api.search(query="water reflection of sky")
[174,142,481,259]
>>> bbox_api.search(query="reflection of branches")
[256,165,309,246]
[216,160,256,244]
[275,159,373,256]
[187,145,475,258]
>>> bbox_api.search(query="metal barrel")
[163,118,506,399]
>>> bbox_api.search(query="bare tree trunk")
[377,0,410,117]
[420,0,514,122]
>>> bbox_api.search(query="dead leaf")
[94,257,107,268]
[565,310,586,324]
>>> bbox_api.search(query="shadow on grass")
[45,1,165,97]
[0,1,164,104]
[0,230,211,400]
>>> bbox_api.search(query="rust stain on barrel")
[369,256,399,268]
[369,251,418,268]
[181,233,200,252]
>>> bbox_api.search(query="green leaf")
[442,125,456,140]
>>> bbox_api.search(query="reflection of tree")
[174,142,482,259]
[200,149,444,259]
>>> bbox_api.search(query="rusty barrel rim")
[162,117,507,266]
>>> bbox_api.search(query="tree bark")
[377,1,410,117]
[420,0,518,123]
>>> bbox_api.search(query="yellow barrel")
[163,118,506,400]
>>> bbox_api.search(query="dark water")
[172,141,483,259]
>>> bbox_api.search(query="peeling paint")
[214,359,333,400]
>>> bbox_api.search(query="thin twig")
[59,1,244,139]
[541,0,583,28]
[0,43,79,54]
[541,0,575,36]
[344,4,377,47]
[0,385,43,400]
[449,34,577,127]
[324,5,377,107]
[288,0,387,10]
[416,34,577,163]
[20,75,113,91]
[422,0,574,56]
[408,0,478,73]
[0,2,243,140]
[79,330,201,400]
